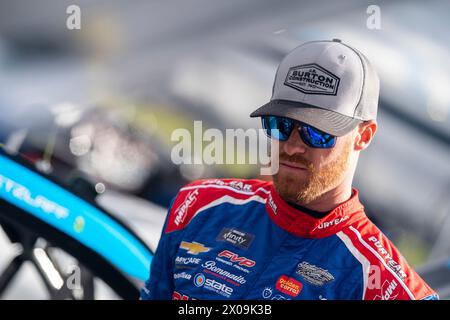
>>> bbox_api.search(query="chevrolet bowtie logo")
[179,241,211,255]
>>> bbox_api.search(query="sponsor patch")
[217,250,256,268]
[215,257,251,274]
[201,261,246,286]
[174,272,192,281]
[296,261,335,286]
[284,64,340,95]
[216,228,255,250]
[261,287,292,301]
[268,193,277,214]
[367,236,407,280]
[175,256,202,266]
[194,273,206,287]
[194,273,234,298]
[317,216,349,230]
[172,291,196,300]
[173,189,199,226]
[179,241,211,255]
[276,275,302,298]
[374,279,399,300]
[228,180,253,192]
[262,287,273,299]
[201,179,253,192]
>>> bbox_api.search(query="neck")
[300,184,353,212]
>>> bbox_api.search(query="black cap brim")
[250,99,362,137]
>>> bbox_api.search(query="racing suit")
[141,178,438,300]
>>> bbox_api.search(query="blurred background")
[0,0,449,299]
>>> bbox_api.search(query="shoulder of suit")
[164,178,271,233]
[338,219,437,300]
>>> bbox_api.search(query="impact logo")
[374,280,399,300]
[284,64,340,95]
[174,189,199,226]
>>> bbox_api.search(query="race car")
[0,146,165,299]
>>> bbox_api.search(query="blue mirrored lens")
[262,116,294,141]
[300,125,336,148]
[262,116,336,148]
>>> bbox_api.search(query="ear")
[354,120,377,151]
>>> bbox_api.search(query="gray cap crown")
[250,39,379,136]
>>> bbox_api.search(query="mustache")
[278,152,314,171]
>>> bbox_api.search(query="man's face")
[272,123,355,205]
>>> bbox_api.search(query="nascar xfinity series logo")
[216,228,255,250]
[284,64,340,95]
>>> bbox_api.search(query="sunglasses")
[261,116,337,149]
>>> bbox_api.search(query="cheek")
[323,138,354,167]
[313,150,334,169]
[314,144,346,169]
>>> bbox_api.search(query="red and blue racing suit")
[141,179,438,300]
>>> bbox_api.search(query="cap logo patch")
[284,64,340,95]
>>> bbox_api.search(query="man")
[141,39,438,300]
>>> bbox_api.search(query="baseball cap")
[250,39,379,136]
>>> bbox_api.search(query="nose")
[282,124,307,155]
